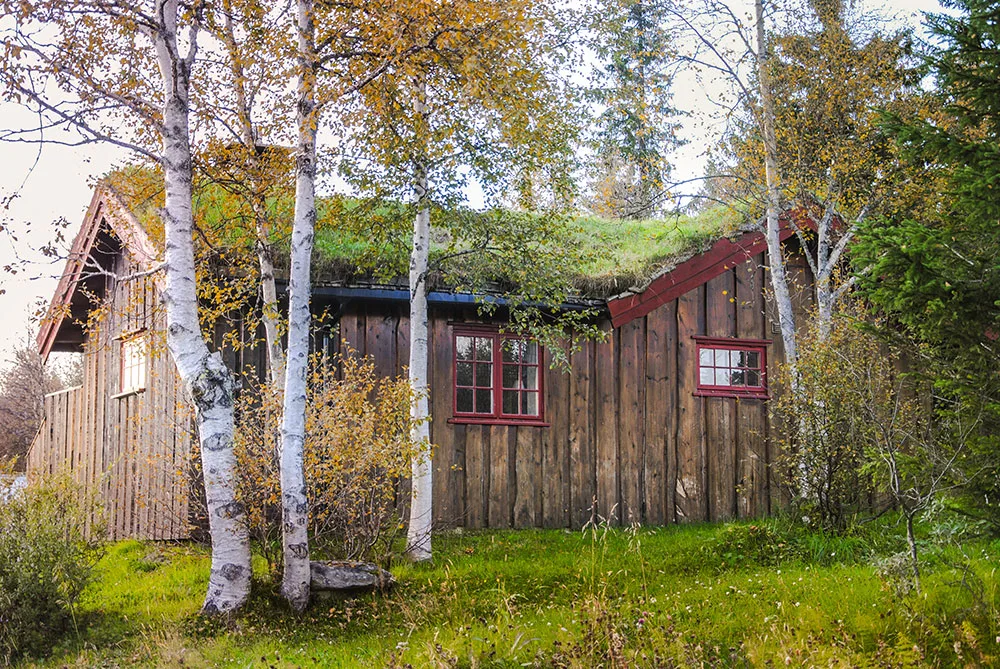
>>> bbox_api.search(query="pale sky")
[0,0,943,366]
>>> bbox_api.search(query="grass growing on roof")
[103,166,745,296]
[24,518,1000,667]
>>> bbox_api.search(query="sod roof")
[103,167,747,300]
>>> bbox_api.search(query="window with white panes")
[120,333,147,394]
[694,337,768,398]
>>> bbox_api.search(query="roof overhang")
[606,218,806,328]
[308,284,607,313]
[36,185,160,361]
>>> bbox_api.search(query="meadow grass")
[25,519,1000,667]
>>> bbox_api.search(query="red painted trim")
[607,213,817,328]
[448,418,550,427]
[36,191,106,360]
[452,325,545,423]
[694,336,769,399]
[693,335,772,346]
[694,389,770,400]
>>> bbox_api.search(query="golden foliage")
[233,350,424,569]
[772,309,926,530]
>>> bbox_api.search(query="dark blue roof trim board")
[307,285,608,314]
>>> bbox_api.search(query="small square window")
[693,337,768,399]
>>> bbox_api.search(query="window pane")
[457,388,474,412]
[715,368,731,385]
[475,337,493,361]
[521,366,538,390]
[700,368,714,385]
[715,349,729,366]
[475,389,493,414]
[731,369,745,386]
[456,361,473,387]
[522,392,538,416]
[502,339,521,363]
[746,370,761,387]
[502,390,518,414]
[745,351,760,369]
[700,348,713,366]
[502,364,518,388]
[475,362,493,388]
[523,342,538,363]
[456,336,474,361]
[731,350,744,367]
[121,338,146,392]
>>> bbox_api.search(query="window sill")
[448,417,550,427]
[694,389,770,400]
[111,388,146,400]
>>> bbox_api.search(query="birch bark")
[406,79,433,560]
[152,0,251,614]
[278,0,317,611]
[405,170,433,562]
[220,0,286,384]
[755,0,798,373]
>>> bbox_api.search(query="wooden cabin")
[28,185,814,540]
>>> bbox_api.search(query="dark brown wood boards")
[27,248,797,537]
[396,248,785,529]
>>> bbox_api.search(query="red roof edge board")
[36,186,160,361]
[607,225,800,329]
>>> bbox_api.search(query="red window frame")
[693,336,769,399]
[451,327,547,426]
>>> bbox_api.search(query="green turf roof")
[103,168,744,299]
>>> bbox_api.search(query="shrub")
[0,471,104,662]
[701,521,803,570]
[233,351,422,571]
[771,318,884,530]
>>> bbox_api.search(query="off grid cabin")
[28,184,814,540]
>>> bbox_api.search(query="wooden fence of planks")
[27,361,193,541]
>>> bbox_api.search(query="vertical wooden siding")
[333,251,804,529]
[28,245,811,539]
[27,253,192,540]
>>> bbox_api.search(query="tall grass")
[22,520,1000,667]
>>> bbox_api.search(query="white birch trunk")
[278,0,316,612]
[220,1,286,384]
[152,0,251,615]
[257,223,286,385]
[406,159,433,562]
[755,0,798,373]
[815,208,833,340]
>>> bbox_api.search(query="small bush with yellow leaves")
[233,351,424,571]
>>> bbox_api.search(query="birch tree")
[276,0,318,612]
[753,0,798,366]
[338,0,581,561]
[199,0,294,385]
[670,0,923,370]
[0,0,252,613]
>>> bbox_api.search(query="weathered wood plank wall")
[27,252,193,540]
[27,244,813,539]
[329,250,811,529]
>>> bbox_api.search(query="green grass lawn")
[25,521,1000,667]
